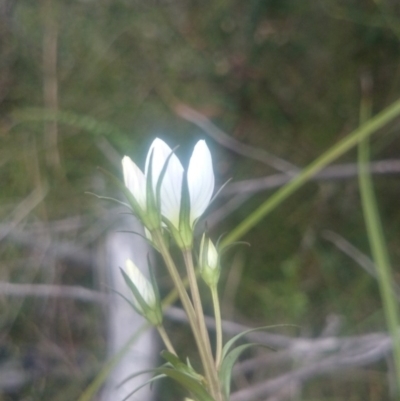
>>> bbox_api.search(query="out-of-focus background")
[1,0,400,400]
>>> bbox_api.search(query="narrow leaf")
[85,191,131,208]
[160,351,204,382]
[221,324,295,360]
[98,167,143,218]
[119,267,149,315]
[156,368,214,401]
[121,374,165,401]
[118,368,159,388]
[219,343,258,399]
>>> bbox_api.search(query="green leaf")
[156,368,215,401]
[121,374,165,401]
[98,167,143,220]
[221,325,280,361]
[160,351,204,382]
[161,350,185,368]
[110,287,139,315]
[119,267,149,316]
[85,191,131,208]
[219,343,257,399]
[118,368,161,388]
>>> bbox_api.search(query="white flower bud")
[199,234,220,288]
[122,259,162,326]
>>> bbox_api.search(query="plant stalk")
[152,230,220,399]
[157,325,177,356]
[182,249,222,401]
[358,93,400,392]
[211,285,223,369]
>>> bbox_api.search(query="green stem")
[157,325,177,356]
[358,97,400,392]
[211,285,223,369]
[221,97,400,247]
[182,249,222,401]
[152,230,219,399]
[152,231,196,324]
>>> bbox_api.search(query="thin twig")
[0,281,107,303]
[206,159,400,228]
[0,185,48,242]
[174,103,299,174]
[223,159,400,196]
[323,230,400,300]
[42,0,61,173]
[0,224,93,267]
[230,335,391,400]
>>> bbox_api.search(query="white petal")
[145,138,184,228]
[145,138,169,189]
[125,259,156,308]
[122,156,146,210]
[187,140,215,225]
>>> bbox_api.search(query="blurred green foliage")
[1,0,400,399]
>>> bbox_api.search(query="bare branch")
[0,224,93,267]
[206,159,400,228]
[231,335,391,401]
[223,159,400,196]
[0,281,107,303]
[323,230,400,300]
[0,184,48,242]
[174,103,299,174]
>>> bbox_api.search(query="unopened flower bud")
[122,259,163,326]
[199,234,220,288]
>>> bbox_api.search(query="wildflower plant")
[83,95,400,401]
[102,137,260,401]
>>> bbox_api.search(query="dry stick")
[206,159,400,230]
[42,0,61,174]
[175,103,299,174]
[223,159,400,196]
[0,281,107,303]
[230,335,391,401]
[0,185,49,243]
[322,230,400,300]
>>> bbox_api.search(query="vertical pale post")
[100,213,157,401]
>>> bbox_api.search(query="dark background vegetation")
[1,0,400,400]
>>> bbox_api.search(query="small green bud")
[199,233,220,288]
